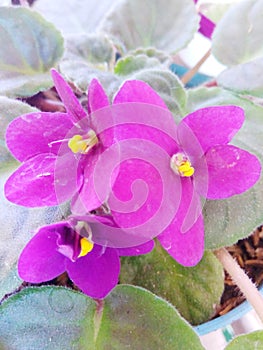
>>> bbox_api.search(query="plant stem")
[180,49,211,85]
[214,247,263,323]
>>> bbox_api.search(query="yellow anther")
[178,161,195,177]
[78,237,94,258]
[170,153,195,177]
[68,130,98,154]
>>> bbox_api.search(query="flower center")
[170,153,195,177]
[68,129,98,154]
[78,237,94,258]
[75,221,94,259]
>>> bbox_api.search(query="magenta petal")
[158,178,204,266]
[113,80,168,109]
[6,112,74,162]
[117,240,155,256]
[66,245,120,298]
[18,224,66,283]
[195,145,261,199]
[158,213,204,267]
[51,69,86,122]
[71,147,117,214]
[198,14,215,39]
[178,106,245,155]
[87,79,110,114]
[4,154,59,207]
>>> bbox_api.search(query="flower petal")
[51,69,86,122]
[5,154,58,207]
[6,112,74,162]
[195,144,261,199]
[108,139,182,247]
[66,245,120,298]
[87,79,110,114]
[113,80,168,109]
[198,14,215,39]
[18,223,66,283]
[71,147,117,214]
[5,153,80,207]
[158,178,204,266]
[117,240,155,256]
[178,106,245,156]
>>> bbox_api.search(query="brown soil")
[213,226,263,318]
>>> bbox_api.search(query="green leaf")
[98,285,204,349]
[64,33,115,65]
[120,242,224,325]
[225,330,263,349]
[114,54,163,76]
[0,165,68,299]
[59,59,121,98]
[217,57,263,97]
[212,0,263,66]
[186,87,263,249]
[0,286,204,350]
[33,0,117,36]
[60,32,121,97]
[130,68,187,117]
[0,7,64,97]
[0,287,97,349]
[0,97,38,163]
[99,0,199,54]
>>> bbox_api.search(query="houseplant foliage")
[1,0,263,349]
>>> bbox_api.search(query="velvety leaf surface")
[0,97,38,163]
[98,0,199,54]
[59,59,121,98]
[120,242,224,325]
[0,286,204,350]
[33,0,118,36]
[0,287,97,350]
[0,7,64,97]
[225,330,263,349]
[212,0,263,66]
[185,87,263,249]
[0,165,68,299]
[217,57,263,97]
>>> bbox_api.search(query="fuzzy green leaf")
[120,242,224,325]
[0,97,38,163]
[0,286,204,349]
[225,330,263,349]
[33,0,117,36]
[212,0,263,66]
[0,165,68,299]
[99,0,199,54]
[186,87,263,249]
[217,57,263,97]
[0,7,64,97]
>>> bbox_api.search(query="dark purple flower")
[18,215,154,298]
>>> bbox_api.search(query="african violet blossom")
[18,215,154,298]
[5,70,163,212]
[107,95,261,266]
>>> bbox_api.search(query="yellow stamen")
[78,237,94,258]
[178,161,195,177]
[68,130,98,154]
[171,153,195,177]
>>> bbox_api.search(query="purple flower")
[194,0,215,39]
[105,88,261,265]
[4,70,173,215]
[18,215,154,298]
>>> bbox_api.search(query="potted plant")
[1,0,263,349]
